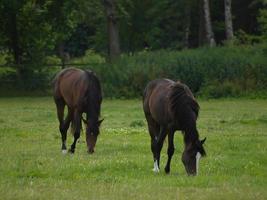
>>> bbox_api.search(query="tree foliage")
[0,0,266,77]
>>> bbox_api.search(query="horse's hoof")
[62,149,67,154]
[164,168,170,174]
[153,161,160,173]
[152,168,160,173]
[68,149,75,154]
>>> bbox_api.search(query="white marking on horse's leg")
[62,141,67,154]
[196,152,201,175]
[152,160,160,173]
[62,149,67,154]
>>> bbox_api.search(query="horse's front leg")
[69,111,82,154]
[165,130,175,174]
[153,126,167,173]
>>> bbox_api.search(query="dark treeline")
[0,0,267,97]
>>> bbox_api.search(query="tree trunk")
[198,0,205,46]
[103,0,121,61]
[9,13,23,81]
[224,0,234,41]
[184,1,191,49]
[202,0,216,47]
[58,43,70,69]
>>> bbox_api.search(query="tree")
[257,0,267,41]
[103,0,121,61]
[0,0,25,77]
[200,0,216,47]
[45,0,81,68]
[0,0,55,80]
[224,0,234,41]
[183,0,193,48]
[65,0,106,56]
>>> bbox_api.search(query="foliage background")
[0,0,267,98]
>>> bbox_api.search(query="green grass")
[0,97,266,199]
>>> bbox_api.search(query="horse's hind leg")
[60,107,73,153]
[69,110,82,154]
[164,130,175,174]
[55,97,69,154]
[153,125,167,172]
[145,114,161,172]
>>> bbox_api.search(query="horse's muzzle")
[88,149,95,154]
[187,172,197,176]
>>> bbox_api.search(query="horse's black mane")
[169,82,199,120]
[84,70,102,106]
[169,82,200,144]
[83,70,102,127]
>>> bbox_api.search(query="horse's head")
[83,118,104,154]
[182,137,206,176]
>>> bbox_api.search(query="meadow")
[0,97,266,200]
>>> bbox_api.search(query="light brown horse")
[143,79,206,175]
[53,68,103,154]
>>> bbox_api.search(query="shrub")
[1,44,267,98]
[199,80,243,98]
[92,44,267,98]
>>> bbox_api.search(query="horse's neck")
[86,94,100,120]
[183,124,199,145]
[87,105,99,120]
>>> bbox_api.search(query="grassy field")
[0,97,266,200]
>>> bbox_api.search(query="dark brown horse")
[53,68,103,154]
[143,79,206,176]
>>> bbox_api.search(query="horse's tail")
[70,112,83,136]
[169,81,199,120]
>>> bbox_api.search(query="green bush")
[89,44,267,98]
[199,80,243,98]
[1,44,267,98]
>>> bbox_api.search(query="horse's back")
[143,79,198,126]
[143,79,171,111]
[143,79,174,125]
[53,68,89,108]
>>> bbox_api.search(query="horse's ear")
[201,137,206,145]
[98,118,104,125]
